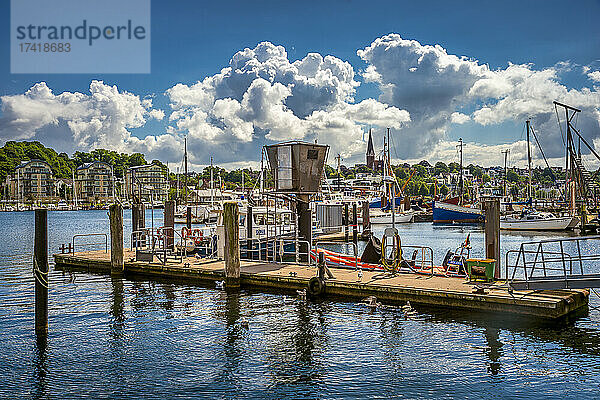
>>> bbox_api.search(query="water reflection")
[484,327,503,375]
[218,290,243,395]
[423,306,600,359]
[33,332,48,400]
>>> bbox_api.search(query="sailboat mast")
[184,137,188,204]
[526,120,532,201]
[458,138,463,205]
[388,127,395,228]
[210,156,214,206]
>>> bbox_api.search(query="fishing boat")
[432,201,484,223]
[432,139,484,224]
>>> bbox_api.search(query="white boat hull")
[370,211,414,224]
[500,216,575,231]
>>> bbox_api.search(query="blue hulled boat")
[432,201,484,224]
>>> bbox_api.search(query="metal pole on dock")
[164,200,175,249]
[109,204,124,274]
[361,201,371,238]
[483,198,501,279]
[352,203,358,244]
[34,209,48,336]
[223,201,240,288]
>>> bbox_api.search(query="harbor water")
[1,210,600,399]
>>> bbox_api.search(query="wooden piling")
[109,204,124,274]
[246,206,253,257]
[223,201,240,287]
[164,200,175,249]
[34,209,48,335]
[362,201,371,238]
[186,206,192,230]
[344,203,349,242]
[483,198,501,279]
[352,203,358,244]
[132,202,145,247]
[297,194,311,262]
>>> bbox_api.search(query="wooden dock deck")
[53,250,589,319]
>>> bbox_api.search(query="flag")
[464,234,470,247]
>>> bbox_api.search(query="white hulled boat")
[500,209,576,231]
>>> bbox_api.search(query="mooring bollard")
[109,204,124,274]
[164,200,175,249]
[223,201,240,288]
[34,209,48,336]
[483,198,501,279]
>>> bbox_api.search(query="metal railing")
[241,236,311,265]
[400,245,435,274]
[72,233,108,254]
[506,235,600,289]
[130,227,190,265]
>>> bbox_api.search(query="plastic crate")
[466,258,496,282]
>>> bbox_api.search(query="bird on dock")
[215,280,225,290]
[296,289,307,301]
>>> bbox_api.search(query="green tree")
[434,162,448,175]
[507,170,520,183]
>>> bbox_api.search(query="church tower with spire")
[366,128,375,170]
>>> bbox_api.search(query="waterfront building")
[75,161,114,204]
[125,164,168,203]
[4,159,55,201]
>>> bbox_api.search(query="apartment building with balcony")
[75,161,114,204]
[4,159,55,201]
[125,164,168,203]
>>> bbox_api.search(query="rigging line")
[570,125,600,162]
[390,129,399,159]
[530,125,556,182]
[519,121,525,141]
[554,103,566,146]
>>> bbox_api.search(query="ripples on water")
[1,210,600,399]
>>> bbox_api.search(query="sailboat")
[500,120,578,231]
[433,138,484,223]
[371,128,414,225]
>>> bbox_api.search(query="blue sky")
[1,0,599,168]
